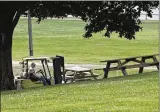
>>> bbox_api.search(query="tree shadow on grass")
[1,71,158,94]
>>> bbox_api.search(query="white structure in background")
[67,8,159,20]
[139,8,159,20]
[23,8,159,21]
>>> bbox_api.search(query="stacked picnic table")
[62,66,99,83]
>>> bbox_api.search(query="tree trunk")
[0,29,15,90]
[0,7,20,90]
[0,49,15,90]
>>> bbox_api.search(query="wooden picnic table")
[100,54,159,78]
[62,66,98,83]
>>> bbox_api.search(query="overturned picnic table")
[100,54,159,78]
[62,66,98,83]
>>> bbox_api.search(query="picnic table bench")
[62,66,99,83]
[99,54,159,78]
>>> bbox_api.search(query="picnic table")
[62,66,98,83]
[100,54,159,78]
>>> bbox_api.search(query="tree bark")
[0,29,15,90]
[0,8,20,90]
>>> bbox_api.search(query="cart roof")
[23,57,49,61]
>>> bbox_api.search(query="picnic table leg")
[62,70,67,83]
[104,62,111,78]
[90,70,97,80]
[118,60,128,76]
[152,56,159,70]
[121,67,128,76]
[72,72,77,82]
[139,57,145,73]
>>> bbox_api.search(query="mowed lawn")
[2,18,159,112]
[1,71,158,112]
[12,18,158,63]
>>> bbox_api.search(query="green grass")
[8,18,158,112]
[12,18,158,63]
[1,71,158,112]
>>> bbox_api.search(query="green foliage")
[80,1,159,39]
[1,71,158,112]
[4,1,157,39]
[27,1,159,39]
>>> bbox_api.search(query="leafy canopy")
[2,1,159,39]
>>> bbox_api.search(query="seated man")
[20,62,50,86]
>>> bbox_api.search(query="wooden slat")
[77,75,99,78]
[152,56,159,70]
[121,60,130,66]
[107,62,159,71]
[100,54,159,63]
[94,68,105,70]
[153,55,158,62]
[65,75,74,79]
[75,78,91,81]
[23,57,49,61]
[65,74,98,82]
[118,60,128,76]
[132,59,143,64]
[65,66,91,72]
[120,58,142,66]
[104,62,111,78]
[100,60,118,63]
[123,62,159,69]
[139,57,145,73]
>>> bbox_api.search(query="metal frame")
[20,57,51,79]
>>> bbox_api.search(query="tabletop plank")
[100,54,159,63]
[65,66,91,72]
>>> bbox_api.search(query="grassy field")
[1,71,158,112]
[12,18,158,63]
[2,18,159,112]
